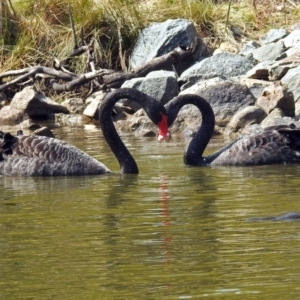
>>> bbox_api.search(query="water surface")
[1,126,300,299]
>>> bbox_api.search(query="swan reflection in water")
[159,174,172,263]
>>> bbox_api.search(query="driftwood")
[0,44,196,95]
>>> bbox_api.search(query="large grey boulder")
[176,80,256,128]
[129,19,209,74]
[197,81,256,126]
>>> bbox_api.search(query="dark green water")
[1,125,300,299]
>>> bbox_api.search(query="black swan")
[165,94,300,166]
[0,88,170,176]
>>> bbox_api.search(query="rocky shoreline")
[1,19,300,140]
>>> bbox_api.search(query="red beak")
[157,114,171,142]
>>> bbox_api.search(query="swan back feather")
[207,125,300,166]
[0,133,110,176]
[165,94,300,166]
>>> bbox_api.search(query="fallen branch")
[0,66,76,91]
[0,44,197,94]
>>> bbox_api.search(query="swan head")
[157,113,171,142]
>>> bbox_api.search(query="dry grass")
[0,0,300,73]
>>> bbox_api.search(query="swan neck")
[166,94,215,165]
[99,89,139,174]
[99,88,167,174]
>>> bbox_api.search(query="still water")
[1,125,300,299]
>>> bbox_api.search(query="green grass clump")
[1,0,299,74]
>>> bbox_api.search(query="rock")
[268,53,300,80]
[121,70,178,111]
[251,41,286,63]
[193,80,256,127]
[260,28,289,44]
[179,53,254,83]
[113,103,135,115]
[295,101,300,116]
[180,76,226,94]
[241,123,265,136]
[169,80,256,131]
[224,106,267,135]
[213,42,238,55]
[0,86,69,125]
[282,29,300,48]
[245,61,273,80]
[281,65,300,102]
[284,44,300,57]
[83,90,108,119]
[238,77,271,99]
[10,86,69,116]
[127,111,158,137]
[0,106,26,125]
[61,98,86,114]
[245,52,259,65]
[33,126,55,138]
[19,119,43,130]
[290,23,300,31]
[129,19,209,74]
[256,81,295,116]
[239,41,261,56]
[260,108,298,127]
[53,113,92,126]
